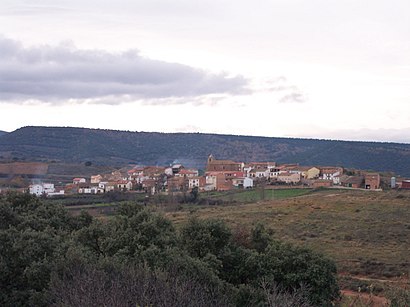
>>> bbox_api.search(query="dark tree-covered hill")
[0,126,410,175]
[0,131,8,137]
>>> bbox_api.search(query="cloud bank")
[0,37,249,104]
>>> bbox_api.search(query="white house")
[249,169,269,178]
[47,190,65,196]
[117,181,133,191]
[243,177,254,188]
[165,167,173,176]
[78,187,93,194]
[204,175,217,191]
[29,183,56,196]
[98,181,115,192]
[321,168,342,184]
[188,177,200,188]
[29,184,44,196]
[268,168,281,178]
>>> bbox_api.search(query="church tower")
[207,154,214,164]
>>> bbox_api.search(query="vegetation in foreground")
[165,188,410,304]
[0,192,340,306]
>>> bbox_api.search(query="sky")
[1,0,410,143]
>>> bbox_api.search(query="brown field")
[63,188,410,304]
[0,162,115,187]
[0,162,49,175]
[164,188,410,303]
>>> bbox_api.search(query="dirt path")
[340,272,409,285]
[341,290,389,307]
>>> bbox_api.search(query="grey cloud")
[255,77,306,103]
[0,37,249,104]
[279,91,306,103]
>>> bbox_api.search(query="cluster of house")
[28,154,394,197]
[203,155,382,190]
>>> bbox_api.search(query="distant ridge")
[0,131,7,137]
[0,126,409,176]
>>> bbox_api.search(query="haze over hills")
[0,126,409,176]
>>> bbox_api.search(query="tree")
[180,217,231,258]
[0,192,96,306]
[189,186,199,203]
[257,242,340,305]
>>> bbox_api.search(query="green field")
[204,188,313,202]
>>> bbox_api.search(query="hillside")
[1,126,410,175]
[0,131,7,137]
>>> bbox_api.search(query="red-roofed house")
[177,169,199,177]
[73,178,86,184]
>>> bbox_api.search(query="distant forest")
[1,126,410,176]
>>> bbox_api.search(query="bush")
[0,193,340,306]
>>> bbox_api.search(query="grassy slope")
[204,188,313,202]
[166,189,410,280]
[61,188,409,301]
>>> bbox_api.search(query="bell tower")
[208,154,214,164]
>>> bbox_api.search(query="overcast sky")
[1,0,409,143]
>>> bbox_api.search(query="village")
[27,154,410,197]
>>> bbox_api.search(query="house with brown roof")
[117,180,133,191]
[90,174,103,184]
[277,172,301,184]
[176,169,199,178]
[167,176,185,192]
[365,173,380,190]
[303,167,321,179]
[127,167,144,177]
[143,166,166,179]
[206,154,243,172]
[142,178,160,194]
[281,166,320,179]
[215,173,233,191]
[341,175,364,188]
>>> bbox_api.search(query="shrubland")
[0,192,340,306]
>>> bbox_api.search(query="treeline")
[1,126,410,175]
[0,192,340,306]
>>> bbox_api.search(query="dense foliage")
[1,126,410,175]
[0,192,340,306]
